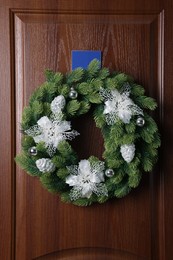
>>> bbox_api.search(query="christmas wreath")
[15,59,160,206]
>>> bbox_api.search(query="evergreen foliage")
[15,59,161,206]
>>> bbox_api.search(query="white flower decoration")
[25,95,79,156]
[100,85,143,125]
[66,159,108,200]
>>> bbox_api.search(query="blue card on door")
[72,50,101,70]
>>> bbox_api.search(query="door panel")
[1,0,172,260]
[34,247,146,260]
[14,9,162,260]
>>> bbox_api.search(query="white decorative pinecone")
[120,144,135,163]
[50,95,66,114]
[36,158,56,173]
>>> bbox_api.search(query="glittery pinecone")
[50,95,66,114]
[36,158,56,173]
[120,144,135,163]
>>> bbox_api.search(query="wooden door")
[0,0,172,259]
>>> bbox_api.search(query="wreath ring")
[16,60,160,206]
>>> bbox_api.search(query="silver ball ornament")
[105,168,114,177]
[28,146,37,156]
[69,87,78,99]
[136,117,145,127]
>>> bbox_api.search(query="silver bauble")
[136,117,145,127]
[28,146,37,156]
[69,87,78,99]
[105,168,114,177]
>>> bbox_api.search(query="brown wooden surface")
[0,0,172,259]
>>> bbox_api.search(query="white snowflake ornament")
[36,158,56,173]
[120,144,136,163]
[66,159,108,200]
[100,86,143,125]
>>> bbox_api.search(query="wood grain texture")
[14,9,162,260]
[163,1,173,259]
[0,6,14,260]
[0,0,162,12]
[1,0,173,259]
[34,247,147,260]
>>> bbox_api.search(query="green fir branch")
[15,153,41,176]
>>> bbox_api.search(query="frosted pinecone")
[50,95,66,114]
[120,144,135,163]
[36,158,56,173]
